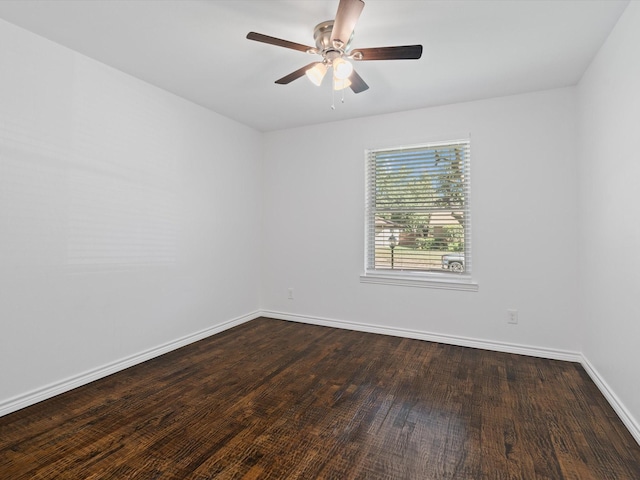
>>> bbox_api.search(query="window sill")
[360,271,478,291]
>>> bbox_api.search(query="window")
[362,139,476,290]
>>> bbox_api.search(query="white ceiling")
[0,0,629,132]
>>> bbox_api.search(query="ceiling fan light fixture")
[332,57,353,80]
[305,63,328,86]
[333,77,352,91]
[247,0,422,96]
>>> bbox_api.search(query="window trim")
[359,271,478,291]
[362,137,477,291]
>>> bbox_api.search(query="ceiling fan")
[246,0,423,94]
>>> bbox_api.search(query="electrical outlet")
[288,288,294,300]
[507,309,518,324]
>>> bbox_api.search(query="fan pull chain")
[330,84,347,110]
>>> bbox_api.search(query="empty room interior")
[1,0,640,478]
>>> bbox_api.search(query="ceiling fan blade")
[352,45,423,61]
[330,0,365,47]
[275,62,321,85]
[247,32,314,53]
[349,69,369,94]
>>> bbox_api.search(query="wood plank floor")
[1,317,639,479]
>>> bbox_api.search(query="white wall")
[578,2,640,436]
[262,88,580,354]
[0,19,262,409]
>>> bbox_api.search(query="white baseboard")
[261,310,582,362]
[580,356,640,446]
[0,310,260,418]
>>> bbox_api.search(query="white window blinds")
[365,139,471,275]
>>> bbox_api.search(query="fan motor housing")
[313,20,353,56]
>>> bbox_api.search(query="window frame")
[360,138,477,291]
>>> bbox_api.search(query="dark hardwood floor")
[1,317,639,479]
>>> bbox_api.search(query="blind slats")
[365,139,471,274]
